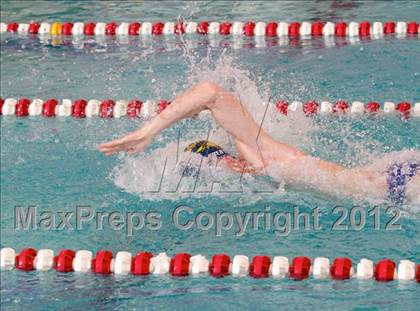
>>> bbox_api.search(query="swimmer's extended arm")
[98,82,389,199]
[99,82,219,156]
[99,81,340,172]
[99,82,292,165]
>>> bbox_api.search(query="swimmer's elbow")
[196,81,221,104]
[198,81,220,94]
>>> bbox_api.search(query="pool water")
[1,1,420,310]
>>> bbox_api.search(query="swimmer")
[99,82,420,204]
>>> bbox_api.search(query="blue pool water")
[1,1,420,310]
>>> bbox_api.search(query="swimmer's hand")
[98,129,153,156]
[223,156,260,174]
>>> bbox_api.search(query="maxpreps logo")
[14,205,162,237]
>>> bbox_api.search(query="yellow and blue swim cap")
[184,140,228,158]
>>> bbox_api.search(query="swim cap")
[184,140,228,158]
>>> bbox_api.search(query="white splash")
[112,139,285,203]
[110,53,420,209]
[112,54,304,203]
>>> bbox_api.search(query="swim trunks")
[386,161,419,204]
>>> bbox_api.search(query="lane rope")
[1,247,419,281]
[1,21,419,39]
[1,98,419,118]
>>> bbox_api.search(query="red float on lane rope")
[276,101,289,115]
[72,99,87,118]
[7,22,19,32]
[0,98,4,115]
[209,254,230,277]
[105,22,117,35]
[249,255,271,278]
[131,252,153,275]
[84,22,96,36]
[396,102,411,117]
[152,22,164,35]
[28,22,40,34]
[169,253,191,277]
[288,22,300,37]
[243,21,256,36]
[311,22,324,36]
[100,100,115,118]
[174,21,185,34]
[15,98,31,117]
[416,264,420,282]
[15,248,37,271]
[304,101,319,115]
[127,100,142,118]
[384,21,396,34]
[266,22,278,37]
[374,259,396,281]
[53,249,75,272]
[359,21,371,36]
[128,22,140,36]
[333,101,349,113]
[330,257,352,280]
[335,22,347,37]
[407,22,419,34]
[61,22,74,35]
[289,256,311,280]
[219,22,232,35]
[197,21,209,35]
[365,101,381,113]
[91,250,113,274]
[42,99,58,117]
[311,21,323,36]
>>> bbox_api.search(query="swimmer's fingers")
[103,142,136,155]
[100,130,148,148]
[99,145,127,155]
[99,131,151,156]
[103,148,125,156]
[99,143,124,154]
[99,136,131,150]
[99,134,139,154]
[100,141,133,155]
[103,145,142,156]
[100,140,149,156]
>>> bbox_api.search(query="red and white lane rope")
[1,20,419,38]
[1,247,419,282]
[1,98,419,118]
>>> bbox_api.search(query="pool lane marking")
[2,247,419,281]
